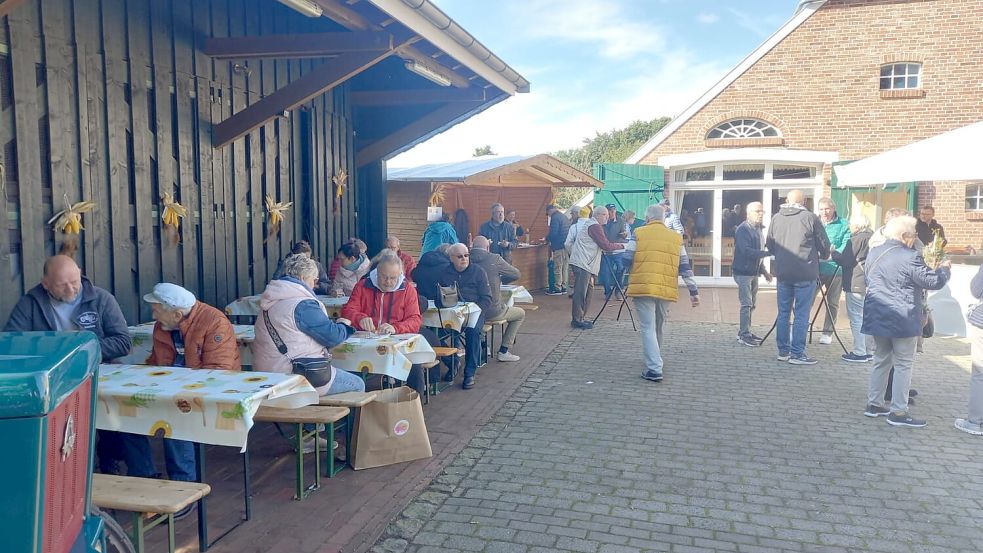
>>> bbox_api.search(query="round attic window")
[706,119,781,140]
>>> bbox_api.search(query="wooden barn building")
[0,0,528,322]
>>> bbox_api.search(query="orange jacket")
[146,302,241,371]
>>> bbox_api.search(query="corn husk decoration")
[922,229,946,270]
[428,184,446,207]
[48,194,96,256]
[332,170,348,212]
[264,194,292,242]
[161,192,187,247]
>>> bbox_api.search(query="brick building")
[626,0,983,283]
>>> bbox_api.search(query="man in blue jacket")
[732,202,773,347]
[5,255,132,474]
[479,203,517,263]
[545,204,571,295]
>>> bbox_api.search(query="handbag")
[436,282,459,308]
[262,310,333,386]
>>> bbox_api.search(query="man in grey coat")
[470,236,525,362]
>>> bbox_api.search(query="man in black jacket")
[5,254,132,474]
[478,203,517,263]
[441,243,493,389]
[766,190,831,365]
[471,237,524,362]
[732,202,773,347]
[411,244,452,302]
[546,204,571,295]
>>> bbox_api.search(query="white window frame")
[706,118,781,140]
[880,62,921,90]
[968,183,983,211]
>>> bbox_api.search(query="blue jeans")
[600,255,625,297]
[463,318,484,378]
[119,433,197,482]
[633,297,669,375]
[323,368,365,395]
[775,279,817,358]
[844,291,869,356]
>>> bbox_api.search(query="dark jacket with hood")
[411,250,451,301]
[4,277,132,362]
[732,221,770,277]
[547,211,571,251]
[440,262,493,316]
[831,228,873,294]
[478,219,517,262]
[470,248,520,319]
[766,204,831,283]
[862,239,950,338]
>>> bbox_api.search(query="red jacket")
[342,277,422,334]
[397,250,416,283]
[146,302,242,371]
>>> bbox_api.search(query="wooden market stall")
[387,154,603,290]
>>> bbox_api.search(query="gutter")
[368,0,531,95]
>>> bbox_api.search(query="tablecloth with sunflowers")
[95,364,318,450]
[329,332,436,381]
[421,301,482,332]
[120,323,256,366]
[224,295,349,318]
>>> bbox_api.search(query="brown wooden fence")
[0,0,357,324]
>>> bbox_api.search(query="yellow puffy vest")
[627,221,682,301]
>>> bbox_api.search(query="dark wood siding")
[0,0,357,324]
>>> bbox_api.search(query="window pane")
[683,166,715,181]
[894,63,906,75]
[880,65,892,77]
[722,164,764,181]
[908,64,920,75]
[707,129,722,139]
[894,76,906,88]
[907,76,919,88]
[762,127,778,137]
[774,165,816,179]
[880,77,891,90]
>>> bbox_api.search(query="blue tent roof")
[387,155,532,181]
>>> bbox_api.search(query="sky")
[389,0,800,168]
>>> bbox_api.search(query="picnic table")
[421,300,482,331]
[224,294,349,318]
[119,323,255,366]
[502,284,533,306]
[330,332,436,381]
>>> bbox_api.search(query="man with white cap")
[119,283,240,500]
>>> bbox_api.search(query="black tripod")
[759,268,848,354]
[592,255,637,331]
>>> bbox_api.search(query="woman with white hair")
[831,213,874,363]
[861,215,950,427]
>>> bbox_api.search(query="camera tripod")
[591,254,637,331]
[759,268,848,354]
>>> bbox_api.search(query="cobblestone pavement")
[371,317,983,553]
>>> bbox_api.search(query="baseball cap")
[604,203,617,209]
[143,283,196,310]
[545,204,557,211]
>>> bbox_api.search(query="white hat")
[143,283,196,310]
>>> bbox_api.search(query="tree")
[550,117,671,208]
[472,145,496,156]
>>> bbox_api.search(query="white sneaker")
[300,435,331,454]
[818,334,833,345]
[496,351,520,362]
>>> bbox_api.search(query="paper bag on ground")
[352,386,432,470]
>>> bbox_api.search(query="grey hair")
[645,204,665,222]
[436,243,452,255]
[818,197,836,209]
[883,215,917,241]
[282,253,319,281]
[883,208,909,222]
[592,206,608,218]
[490,202,504,212]
[372,251,403,273]
[848,212,871,232]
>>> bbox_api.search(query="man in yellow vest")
[627,204,700,382]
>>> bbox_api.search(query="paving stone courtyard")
[371,313,982,553]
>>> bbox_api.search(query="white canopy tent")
[833,120,983,187]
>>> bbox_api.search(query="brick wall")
[642,0,983,247]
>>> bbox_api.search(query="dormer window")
[706,119,780,140]
[880,63,920,90]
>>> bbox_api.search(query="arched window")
[706,119,781,140]
[880,63,921,90]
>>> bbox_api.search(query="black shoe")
[737,335,759,347]
[641,370,663,382]
[887,412,926,428]
[579,320,594,329]
[863,404,891,417]
[909,389,918,398]
[462,376,475,389]
[442,371,455,383]
[173,503,196,521]
[748,333,764,343]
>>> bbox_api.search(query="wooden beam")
[351,87,487,106]
[0,0,27,19]
[355,101,484,166]
[213,47,401,149]
[314,0,471,88]
[203,31,393,59]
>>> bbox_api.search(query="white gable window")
[880,63,921,90]
[706,119,780,140]
[967,183,983,211]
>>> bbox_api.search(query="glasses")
[454,254,469,259]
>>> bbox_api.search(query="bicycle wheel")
[92,505,136,553]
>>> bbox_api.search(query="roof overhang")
[658,148,838,168]
[624,1,828,164]
[388,154,604,188]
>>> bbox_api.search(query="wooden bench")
[92,474,210,553]
[254,405,350,499]
[427,346,461,393]
[319,391,378,455]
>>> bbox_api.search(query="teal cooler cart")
[0,331,133,553]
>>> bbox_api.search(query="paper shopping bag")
[351,386,432,470]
